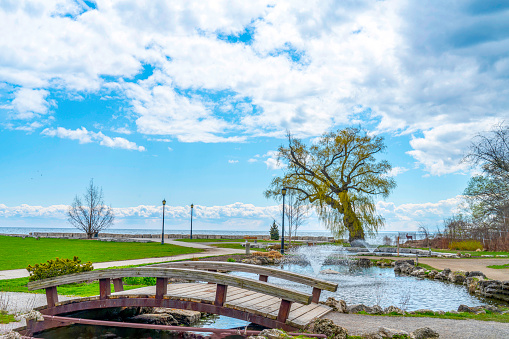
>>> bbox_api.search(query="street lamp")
[281,187,287,254]
[161,199,166,245]
[190,204,194,240]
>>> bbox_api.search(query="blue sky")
[0,0,508,234]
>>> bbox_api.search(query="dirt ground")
[359,255,509,280]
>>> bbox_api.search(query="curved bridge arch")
[26,262,337,334]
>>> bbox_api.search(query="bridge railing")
[27,267,315,323]
[159,261,338,303]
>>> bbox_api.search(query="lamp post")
[281,187,287,254]
[190,204,194,239]
[161,199,166,245]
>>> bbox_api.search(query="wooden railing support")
[156,278,168,299]
[259,274,268,282]
[215,284,228,307]
[277,299,292,323]
[113,278,124,292]
[45,286,58,308]
[99,278,111,299]
[311,287,321,303]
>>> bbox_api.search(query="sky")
[0,0,508,235]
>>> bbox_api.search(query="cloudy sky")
[0,0,508,234]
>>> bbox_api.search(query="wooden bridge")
[24,261,338,335]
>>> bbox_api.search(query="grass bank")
[418,248,509,258]
[0,311,15,324]
[487,263,509,269]
[358,309,509,323]
[0,235,201,270]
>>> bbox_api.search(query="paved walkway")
[358,255,509,280]
[324,312,509,339]
[0,240,245,280]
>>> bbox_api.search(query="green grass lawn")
[0,276,151,297]
[358,309,509,323]
[487,263,509,269]
[175,238,279,243]
[0,311,15,324]
[0,235,202,270]
[419,248,509,258]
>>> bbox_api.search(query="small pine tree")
[270,220,279,240]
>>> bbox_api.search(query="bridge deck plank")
[99,283,331,328]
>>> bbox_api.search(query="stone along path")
[324,312,509,339]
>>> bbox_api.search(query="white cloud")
[248,158,258,163]
[1,1,508,174]
[385,166,408,177]
[263,151,285,170]
[228,159,238,164]
[41,127,146,151]
[111,127,132,135]
[10,88,51,120]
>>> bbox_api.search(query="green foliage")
[448,240,483,251]
[0,311,15,324]
[265,128,395,241]
[227,258,236,262]
[123,276,156,285]
[270,220,280,240]
[26,256,93,282]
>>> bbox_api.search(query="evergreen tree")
[270,220,279,240]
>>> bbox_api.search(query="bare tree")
[284,190,310,246]
[68,179,114,238]
[418,224,431,248]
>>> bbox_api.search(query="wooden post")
[156,277,168,299]
[99,278,111,300]
[45,286,58,308]
[277,299,292,323]
[311,287,321,303]
[259,274,268,282]
[245,242,251,255]
[215,284,228,307]
[113,278,124,292]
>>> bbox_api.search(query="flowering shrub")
[26,256,93,282]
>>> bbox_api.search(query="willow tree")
[265,128,395,241]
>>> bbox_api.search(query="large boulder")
[347,304,372,314]
[448,271,466,284]
[310,319,348,339]
[129,313,178,325]
[153,308,201,325]
[411,327,440,339]
[365,327,410,339]
[384,306,404,315]
[323,297,347,313]
[258,329,290,339]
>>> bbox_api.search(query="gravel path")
[323,312,509,339]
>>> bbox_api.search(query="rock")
[395,259,415,266]
[434,310,445,315]
[129,313,178,325]
[463,253,471,258]
[248,336,267,339]
[466,271,485,278]
[369,305,384,315]
[258,329,289,339]
[357,258,372,267]
[153,308,201,325]
[384,305,404,314]
[410,327,440,339]
[323,297,347,313]
[310,319,348,339]
[448,310,459,314]
[449,271,466,284]
[320,269,342,274]
[457,304,475,313]
[427,270,438,279]
[377,327,410,338]
[347,304,372,314]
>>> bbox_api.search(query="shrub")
[26,256,93,282]
[448,240,483,251]
[123,276,156,285]
[227,258,236,262]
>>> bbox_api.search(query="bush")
[448,240,483,251]
[123,276,156,285]
[26,256,93,282]
[227,258,236,262]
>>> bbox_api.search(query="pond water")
[35,245,501,338]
